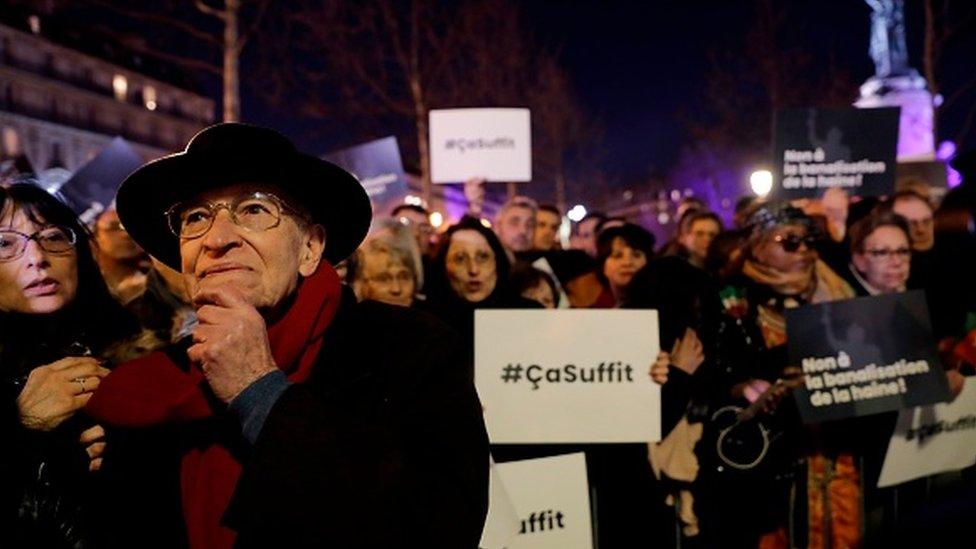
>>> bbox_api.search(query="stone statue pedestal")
[855,71,935,162]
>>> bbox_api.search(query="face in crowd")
[892,195,934,252]
[534,208,561,251]
[396,207,434,256]
[603,236,648,294]
[94,208,145,261]
[573,216,602,257]
[356,247,416,307]
[495,204,536,254]
[752,223,817,275]
[445,229,497,303]
[852,225,911,293]
[678,216,721,267]
[520,278,556,309]
[0,200,79,314]
[172,183,325,313]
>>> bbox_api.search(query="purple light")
[937,140,957,161]
[948,168,962,188]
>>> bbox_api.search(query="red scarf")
[87,264,343,549]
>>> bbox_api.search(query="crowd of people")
[2,121,975,548]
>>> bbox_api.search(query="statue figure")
[866,0,911,78]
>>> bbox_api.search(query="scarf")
[86,264,343,549]
[742,259,854,348]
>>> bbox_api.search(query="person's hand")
[463,178,486,215]
[759,367,805,414]
[670,328,704,375]
[16,358,110,431]
[733,379,771,403]
[649,351,669,385]
[188,287,278,403]
[79,424,106,472]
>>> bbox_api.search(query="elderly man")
[87,123,488,548]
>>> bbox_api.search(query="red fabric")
[87,264,343,549]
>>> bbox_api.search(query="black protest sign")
[59,137,145,223]
[786,291,951,424]
[771,107,900,199]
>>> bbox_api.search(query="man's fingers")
[89,458,103,472]
[85,442,106,459]
[79,425,106,444]
[67,376,102,395]
[48,356,101,372]
[72,392,94,408]
[58,362,109,383]
[192,285,248,309]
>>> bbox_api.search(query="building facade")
[0,11,215,172]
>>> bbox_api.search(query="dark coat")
[96,288,490,548]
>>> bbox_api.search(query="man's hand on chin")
[188,285,278,403]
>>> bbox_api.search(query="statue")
[866,0,911,78]
[856,0,934,160]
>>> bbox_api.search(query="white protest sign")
[494,453,593,549]
[877,380,976,488]
[475,310,660,444]
[429,108,531,183]
[480,457,521,549]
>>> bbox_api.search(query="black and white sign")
[786,291,951,423]
[429,108,531,183]
[475,310,660,443]
[771,107,900,199]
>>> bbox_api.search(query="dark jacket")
[97,288,490,548]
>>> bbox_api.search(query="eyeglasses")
[864,247,911,260]
[165,192,307,239]
[0,226,77,261]
[773,233,817,253]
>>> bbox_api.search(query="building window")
[28,15,41,35]
[143,86,157,111]
[112,74,128,102]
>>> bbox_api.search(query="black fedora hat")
[116,123,371,270]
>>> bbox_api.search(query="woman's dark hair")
[849,209,911,254]
[510,263,560,308]
[427,216,511,305]
[0,183,140,370]
[594,223,656,287]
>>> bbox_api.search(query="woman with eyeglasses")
[847,210,912,296]
[421,216,538,348]
[698,203,857,548]
[0,183,146,547]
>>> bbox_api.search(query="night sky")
[245,1,904,182]
[30,1,976,191]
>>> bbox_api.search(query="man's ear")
[298,224,326,277]
[851,252,868,275]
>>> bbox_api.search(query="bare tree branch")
[81,0,221,45]
[237,0,272,52]
[195,0,227,20]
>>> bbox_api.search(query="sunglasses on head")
[772,233,817,253]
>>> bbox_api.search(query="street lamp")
[750,170,773,197]
[567,204,587,222]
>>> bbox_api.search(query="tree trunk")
[555,172,566,214]
[223,0,241,122]
[415,102,431,204]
